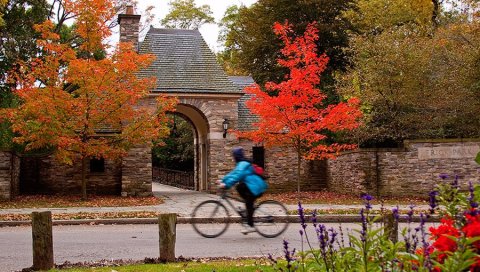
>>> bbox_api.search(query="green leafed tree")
[216,5,248,76]
[342,0,434,33]
[161,0,214,30]
[0,0,51,96]
[217,0,353,87]
[337,0,480,147]
[0,0,51,149]
[0,0,7,26]
[152,115,194,171]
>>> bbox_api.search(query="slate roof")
[229,76,258,131]
[138,27,241,94]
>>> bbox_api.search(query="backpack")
[252,163,267,179]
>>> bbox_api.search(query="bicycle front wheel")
[253,200,289,238]
[191,200,230,238]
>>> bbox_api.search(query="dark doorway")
[19,156,48,195]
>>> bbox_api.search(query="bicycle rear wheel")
[253,200,289,238]
[191,200,230,238]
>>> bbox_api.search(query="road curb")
[0,214,440,227]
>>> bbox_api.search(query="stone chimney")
[118,5,141,51]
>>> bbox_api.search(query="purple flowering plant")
[271,197,405,271]
[269,174,480,272]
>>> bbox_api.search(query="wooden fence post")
[383,211,398,243]
[158,213,176,262]
[32,211,54,270]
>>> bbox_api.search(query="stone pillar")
[118,5,141,51]
[121,146,152,196]
[0,151,12,200]
[10,153,20,197]
[208,109,240,191]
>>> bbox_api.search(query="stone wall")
[265,149,327,192]
[0,151,12,200]
[225,141,326,193]
[327,140,480,197]
[19,155,122,195]
[0,151,19,199]
[1,149,147,197]
[121,146,152,196]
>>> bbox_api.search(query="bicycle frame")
[218,190,247,217]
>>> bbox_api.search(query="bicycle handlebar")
[216,187,229,199]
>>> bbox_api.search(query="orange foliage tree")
[240,21,362,195]
[2,0,176,199]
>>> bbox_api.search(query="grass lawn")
[49,259,274,272]
[0,195,163,209]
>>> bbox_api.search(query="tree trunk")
[81,157,87,200]
[431,0,440,27]
[297,149,301,202]
[32,211,54,270]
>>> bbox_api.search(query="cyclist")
[218,147,268,234]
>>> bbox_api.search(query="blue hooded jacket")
[222,148,267,196]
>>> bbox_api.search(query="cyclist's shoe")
[241,225,256,235]
[238,209,247,218]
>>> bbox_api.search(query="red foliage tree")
[2,0,177,199]
[239,21,362,195]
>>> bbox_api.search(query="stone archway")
[120,92,242,196]
[170,94,243,193]
[175,103,209,191]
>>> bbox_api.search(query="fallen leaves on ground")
[0,195,163,209]
[0,211,161,221]
[263,191,428,205]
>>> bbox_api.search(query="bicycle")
[191,189,289,238]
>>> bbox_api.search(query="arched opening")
[152,113,195,189]
[152,103,209,191]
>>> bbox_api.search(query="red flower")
[464,214,480,250]
[429,217,461,263]
[470,256,480,272]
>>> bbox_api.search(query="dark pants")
[236,182,261,227]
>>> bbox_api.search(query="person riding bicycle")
[218,147,267,234]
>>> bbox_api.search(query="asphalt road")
[0,222,431,272]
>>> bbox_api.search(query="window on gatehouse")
[90,158,105,173]
[252,146,265,168]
